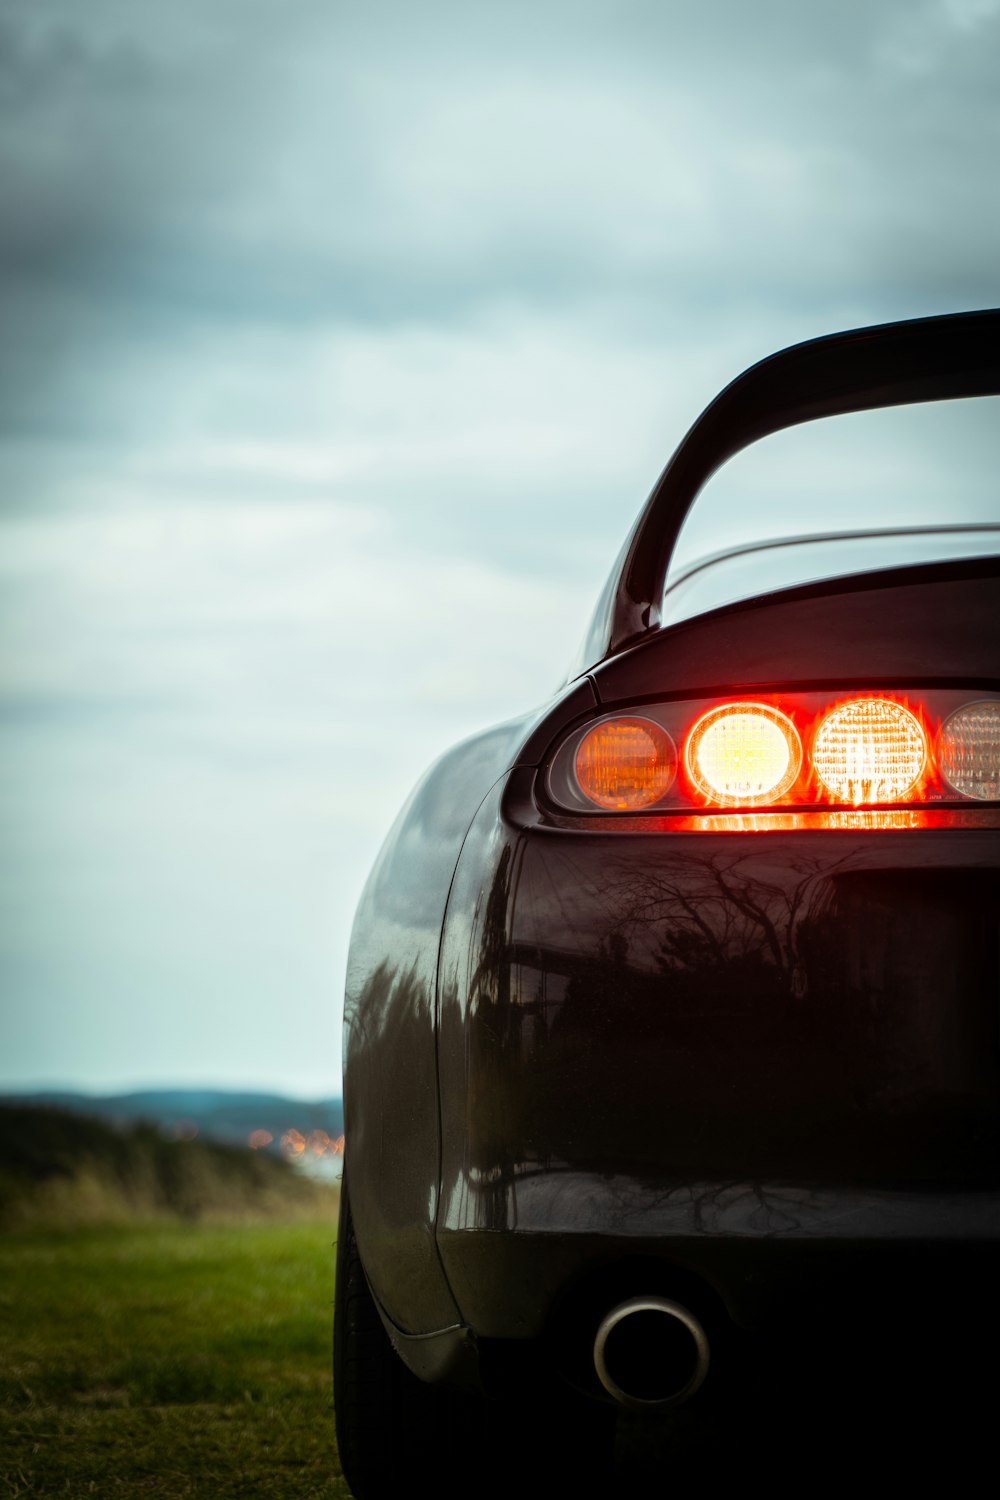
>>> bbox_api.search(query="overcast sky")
[2,0,999,1097]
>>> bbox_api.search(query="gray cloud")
[2,0,999,1092]
[2,0,999,439]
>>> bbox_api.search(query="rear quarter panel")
[343,682,595,1332]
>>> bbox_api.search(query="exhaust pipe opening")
[593,1296,710,1409]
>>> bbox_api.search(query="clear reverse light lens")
[938,701,1000,801]
[685,703,801,806]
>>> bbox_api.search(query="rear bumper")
[435,771,1000,1347]
[438,1176,1000,1337]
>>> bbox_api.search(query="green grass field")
[0,1220,350,1498]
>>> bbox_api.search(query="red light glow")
[558,808,1000,833]
[678,808,934,833]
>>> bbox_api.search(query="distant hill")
[0,1103,339,1228]
[2,1090,344,1172]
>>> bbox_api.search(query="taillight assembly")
[546,690,1000,822]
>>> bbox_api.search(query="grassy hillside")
[0,1104,338,1228]
[0,1221,347,1497]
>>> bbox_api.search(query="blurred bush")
[0,1104,338,1227]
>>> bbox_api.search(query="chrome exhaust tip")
[593,1296,710,1409]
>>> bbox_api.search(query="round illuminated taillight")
[813,698,926,804]
[938,701,1000,801]
[685,703,801,806]
[574,717,677,810]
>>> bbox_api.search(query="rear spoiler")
[577,308,1000,671]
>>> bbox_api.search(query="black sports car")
[334,310,1000,1496]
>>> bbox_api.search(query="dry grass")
[0,1104,338,1230]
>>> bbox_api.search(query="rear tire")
[333,1167,614,1498]
[334,1170,448,1497]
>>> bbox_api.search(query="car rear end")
[436,553,1000,1408]
[336,313,1000,1494]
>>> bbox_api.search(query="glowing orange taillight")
[685,702,801,806]
[574,717,677,810]
[812,698,926,805]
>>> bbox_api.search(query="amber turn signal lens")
[685,703,801,806]
[938,701,1000,801]
[813,697,926,804]
[575,717,677,810]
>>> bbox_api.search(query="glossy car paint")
[342,683,595,1360]
[341,310,1000,1398]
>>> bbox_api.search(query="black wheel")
[334,1169,451,1498]
[334,1167,615,1498]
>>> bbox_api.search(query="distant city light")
[277,1126,346,1159]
